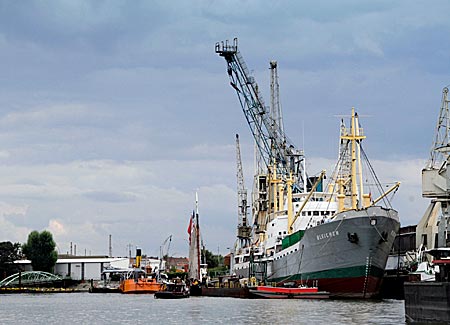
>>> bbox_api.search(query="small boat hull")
[189,284,202,296]
[155,281,190,299]
[154,291,190,299]
[249,286,329,299]
[119,278,162,294]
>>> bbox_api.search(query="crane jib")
[216,38,306,187]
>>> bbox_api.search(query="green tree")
[22,230,58,273]
[202,248,222,268]
[0,241,22,278]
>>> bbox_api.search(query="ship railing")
[342,127,364,136]
[215,38,238,54]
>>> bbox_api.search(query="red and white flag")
[187,213,194,243]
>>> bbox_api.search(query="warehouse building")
[15,256,129,281]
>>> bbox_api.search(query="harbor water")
[0,293,404,324]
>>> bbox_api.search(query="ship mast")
[339,108,366,211]
[188,192,201,280]
[195,192,201,280]
[334,108,399,212]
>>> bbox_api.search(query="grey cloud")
[0,1,448,255]
[82,190,138,203]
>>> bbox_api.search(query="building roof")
[15,257,128,264]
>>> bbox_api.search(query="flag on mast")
[187,212,193,243]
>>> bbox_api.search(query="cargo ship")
[234,109,400,298]
[232,109,400,298]
[216,39,400,298]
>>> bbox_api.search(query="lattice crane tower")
[235,134,251,250]
[421,87,450,248]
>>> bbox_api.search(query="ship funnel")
[136,248,142,268]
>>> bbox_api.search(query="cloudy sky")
[0,1,449,258]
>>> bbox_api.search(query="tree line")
[0,230,57,279]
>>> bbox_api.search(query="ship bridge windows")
[313,211,319,216]
[302,212,306,216]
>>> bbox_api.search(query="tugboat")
[119,248,162,294]
[155,278,190,299]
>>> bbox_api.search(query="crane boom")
[270,61,284,138]
[215,38,305,187]
[428,87,450,169]
[158,234,172,281]
[422,87,450,198]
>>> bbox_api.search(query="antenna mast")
[109,234,112,258]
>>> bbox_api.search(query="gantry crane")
[418,87,450,249]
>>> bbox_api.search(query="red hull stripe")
[255,286,318,294]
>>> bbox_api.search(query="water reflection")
[0,293,404,324]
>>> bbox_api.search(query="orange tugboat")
[119,248,163,294]
[119,271,162,294]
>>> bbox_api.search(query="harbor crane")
[215,38,305,186]
[158,234,172,281]
[235,134,251,251]
[270,61,285,144]
[418,87,450,248]
[216,38,306,239]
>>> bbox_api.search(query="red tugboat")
[249,282,329,299]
